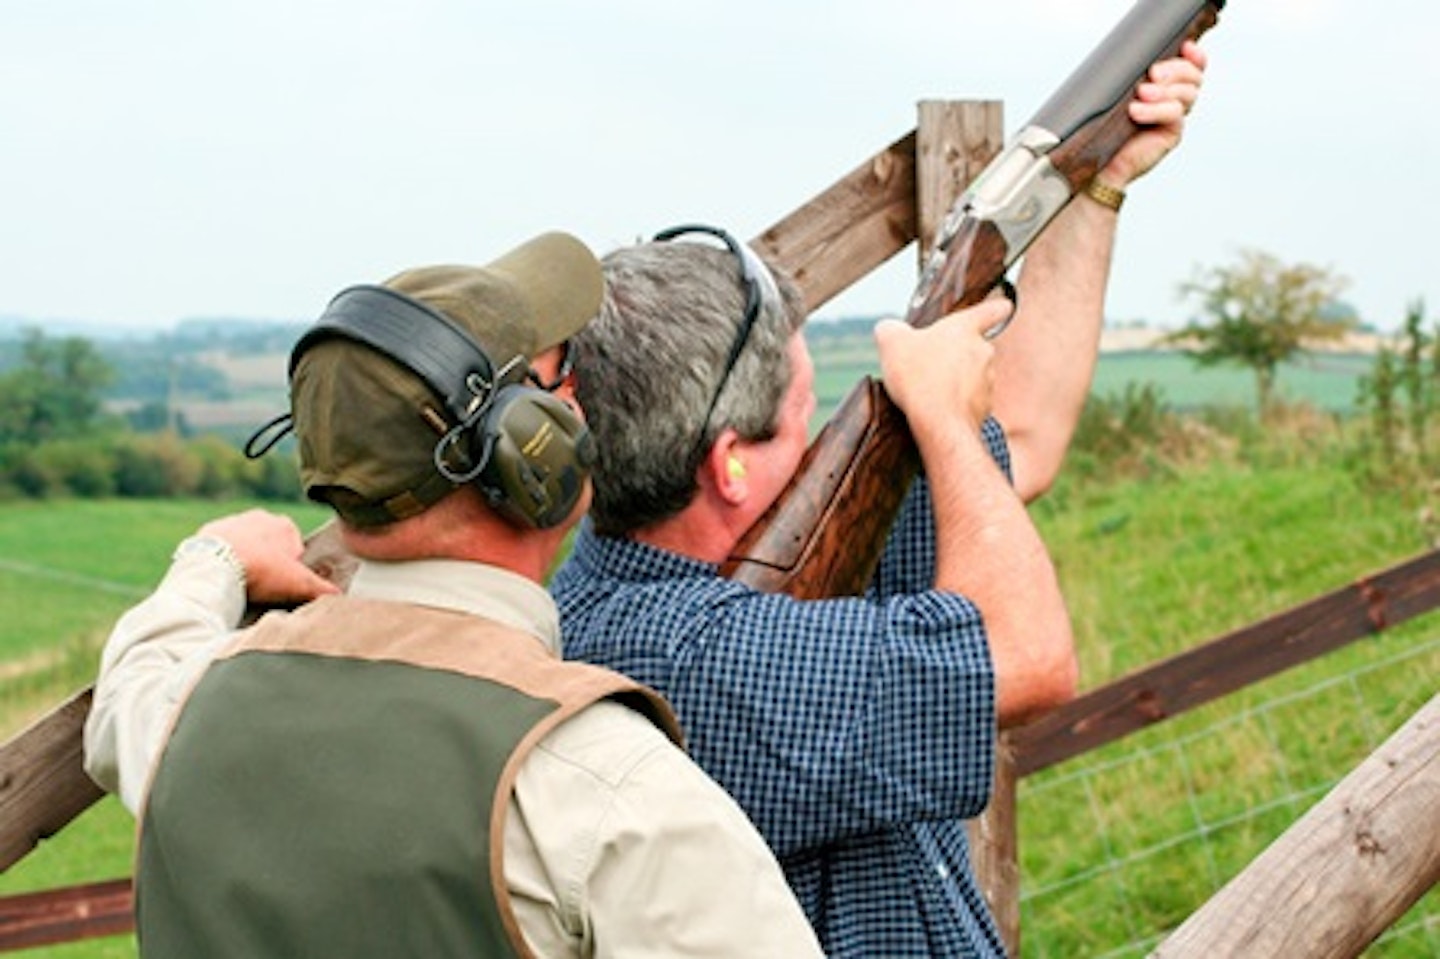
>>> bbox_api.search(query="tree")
[1161,249,1357,414]
[0,328,116,446]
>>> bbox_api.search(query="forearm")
[992,188,1118,502]
[917,420,1077,724]
[993,38,1206,501]
[83,550,246,812]
[871,418,1011,597]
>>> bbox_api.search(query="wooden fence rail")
[1151,692,1440,958]
[0,880,131,952]
[1009,546,1440,776]
[0,689,102,874]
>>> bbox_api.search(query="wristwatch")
[172,535,247,589]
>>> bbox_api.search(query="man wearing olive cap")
[83,231,823,958]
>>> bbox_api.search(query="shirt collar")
[347,558,561,653]
[571,519,717,583]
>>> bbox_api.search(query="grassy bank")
[1024,459,1440,956]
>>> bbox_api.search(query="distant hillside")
[812,315,1393,356]
[0,313,306,344]
[0,315,1386,439]
[1097,324,1392,355]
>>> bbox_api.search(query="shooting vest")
[135,595,681,959]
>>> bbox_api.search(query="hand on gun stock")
[875,299,1006,439]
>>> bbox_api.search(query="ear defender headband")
[252,285,594,530]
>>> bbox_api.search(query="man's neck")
[340,491,564,585]
[630,499,740,566]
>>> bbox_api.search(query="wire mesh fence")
[1018,625,1440,957]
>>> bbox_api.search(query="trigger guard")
[983,278,1019,341]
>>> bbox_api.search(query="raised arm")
[995,41,1208,502]
[876,302,1077,723]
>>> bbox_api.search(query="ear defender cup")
[275,284,596,530]
[475,386,596,529]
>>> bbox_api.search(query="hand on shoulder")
[196,509,341,605]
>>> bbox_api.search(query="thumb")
[250,561,343,605]
[874,317,908,343]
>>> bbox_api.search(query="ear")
[702,429,749,506]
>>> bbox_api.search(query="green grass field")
[0,499,329,674]
[1089,350,1373,413]
[1025,461,1440,956]
[804,331,1375,440]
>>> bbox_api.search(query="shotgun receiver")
[721,0,1225,596]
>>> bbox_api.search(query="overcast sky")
[4,0,1433,334]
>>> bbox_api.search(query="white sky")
[4,0,1434,333]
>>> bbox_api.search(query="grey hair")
[573,237,806,536]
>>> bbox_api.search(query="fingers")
[1102,40,1209,186]
[260,561,344,604]
[875,300,1003,429]
[199,509,302,568]
[1133,40,1206,120]
[875,298,1009,356]
[1126,94,1186,130]
[1153,39,1208,83]
[196,509,342,605]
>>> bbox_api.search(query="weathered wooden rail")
[1151,692,1440,958]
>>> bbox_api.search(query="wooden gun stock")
[721,378,920,596]
[723,0,1224,599]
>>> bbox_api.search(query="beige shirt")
[84,550,824,958]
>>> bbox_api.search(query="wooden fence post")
[907,97,1022,954]
[971,737,1021,955]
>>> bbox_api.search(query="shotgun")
[721,0,1225,597]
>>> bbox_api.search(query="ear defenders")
[289,285,595,530]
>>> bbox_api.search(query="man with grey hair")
[83,232,824,958]
[552,43,1208,957]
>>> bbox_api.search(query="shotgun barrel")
[722,0,1225,596]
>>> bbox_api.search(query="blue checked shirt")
[553,419,1013,958]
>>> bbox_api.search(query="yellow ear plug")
[727,456,747,479]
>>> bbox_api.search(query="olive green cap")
[290,231,602,526]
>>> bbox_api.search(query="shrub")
[112,433,203,497]
[6,438,118,497]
